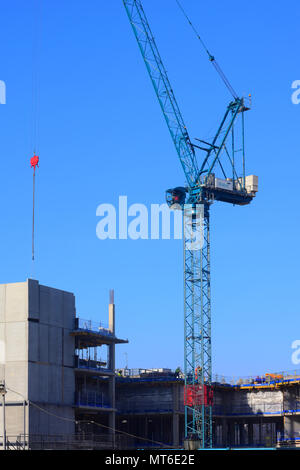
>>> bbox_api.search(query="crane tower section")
[123,0,257,448]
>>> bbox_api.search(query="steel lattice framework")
[123,0,253,448]
[183,202,212,446]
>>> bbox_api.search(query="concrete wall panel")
[5,322,27,362]
[63,367,75,405]
[28,322,39,362]
[49,289,64,328]
[0,285,6,323]
[4,282,28,322]
[28,362,40,402]
[5,362,28,401]
[0,404,27,438]
[39,365,49,403]
[39,288,50,324]
[49,326,62,365]
[48,365,62,403]
[39,323,49,363]
[28,280,40,320]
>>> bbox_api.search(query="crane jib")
[123,0,199,187]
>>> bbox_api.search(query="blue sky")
[0,0,299,378]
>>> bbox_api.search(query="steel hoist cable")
[30,0,42,262]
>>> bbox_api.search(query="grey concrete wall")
[283,387,300,411]
[28,404,74,437]
[0,403,28,442]
[0,281,29,442]
[27,280,75,436]
[0,280,76,439]
[284,415,300,440]
[116,383,183,413]
[0,281,29,439]
[215,388,283,414]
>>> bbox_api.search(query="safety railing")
[4,436,27,450]
[115,368,182,379]
[114,368,300,387]
[74,318,112,336]
[5,433,131,450]
[75,391,111,409]
[75,357,110,372]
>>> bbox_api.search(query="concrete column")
[0,383,6,450]
[108,291,116,447]
[248,422,254,446]
[258,419,262,446]
[172,384,179,447]
[145,417,148,440]
[109,302,115,336]
[239,420,245,447]
[221,418,228,447]
[228,420,235,447]
[284,415,300,443]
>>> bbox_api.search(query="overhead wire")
[175,0,239,100]
[6,386,176,449]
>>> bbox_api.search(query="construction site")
[0,279,299,450]
[0,0,299,452]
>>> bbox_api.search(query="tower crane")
[123,0,257,448]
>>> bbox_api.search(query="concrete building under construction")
[0,279,127,449]
[0,279,299,450]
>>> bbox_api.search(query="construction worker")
[195,366,202,382]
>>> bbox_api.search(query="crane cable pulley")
[175,0,239,100]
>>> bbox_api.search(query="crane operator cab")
[166,187,188,209]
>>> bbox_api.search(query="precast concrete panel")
[28,280,40,320]
[48,364,62,403]
[39,323,49,363]
[5,322,27,362]
[28,322,39,362]
[62,367,75,405]
[49,289,64,328]
[39,365,50,403]
[5,282,28,322]
[39,288,50,324]
[63,329,75,368]
[49,326,62,365]
[63,292,75,330]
